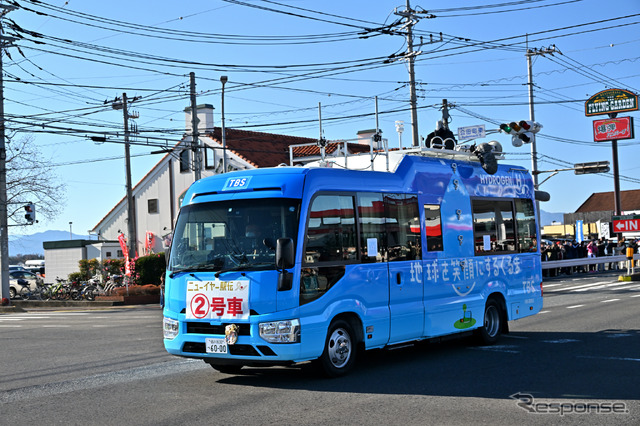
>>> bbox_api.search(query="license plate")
[205,338,228,354]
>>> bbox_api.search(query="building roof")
[575,189,640,213]
[207,128,317,167]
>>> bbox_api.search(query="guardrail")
[542,253,640,270]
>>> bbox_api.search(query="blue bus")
[163,148,545,376]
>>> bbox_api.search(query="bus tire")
[477,299,502,345]
[318,319,357,377]
[208,363,243,374]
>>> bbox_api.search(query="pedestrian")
[606,239,616,270]
[617,237,628,270]
[587,240,597,272]
[597,238,606,271]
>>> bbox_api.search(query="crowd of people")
[541,237,639,277]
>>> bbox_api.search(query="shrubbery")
[70,253,166,286]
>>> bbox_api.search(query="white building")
[43,240,123,283]
[90,105,321,256]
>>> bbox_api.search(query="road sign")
[585,88,638,117]
[593,116,634,142]
[457,124,485,141]
[613,216,640,233]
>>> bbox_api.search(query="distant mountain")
[9,230,93,256]
[540,210,565,226]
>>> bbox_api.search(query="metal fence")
[542,254,640,271]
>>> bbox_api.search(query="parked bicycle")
[84,274,124,301]
[16,279,36,300]
[37,282,52,301]
[50,277,71,300]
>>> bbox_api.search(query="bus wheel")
[477,299,502,345]
[207,363,243,374]
[319,319,357,377]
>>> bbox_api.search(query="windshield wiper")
[169,264,220,278]
[214,262,273,278]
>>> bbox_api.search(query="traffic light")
[574,161,610,175]
[24,203,35,224]
[499,120,542,147]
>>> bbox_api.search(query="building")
[90,105,380,257]
[43,240,123,283]
[543,189,640,240]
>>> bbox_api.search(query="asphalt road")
[1,271,639,425]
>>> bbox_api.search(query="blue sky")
[4,0,640,239]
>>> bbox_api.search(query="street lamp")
[395,120,405,150]
[220,75,228,174]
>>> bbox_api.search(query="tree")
[5,134,66,225]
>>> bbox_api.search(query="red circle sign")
[190,293,210,319]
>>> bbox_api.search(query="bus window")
[304,194,357,264]
[384,194,421,261]
[472,199,515,255]
[424,204,443,251]
[358,193,386,262]
[515,198,538,252]
[168,198,299,272]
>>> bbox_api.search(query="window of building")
[472,199,515,255]
[105,251,112,258]
[204,146,215,170]
[179,149,190,172]
[148,199,159,214]
[117,250,124,257]
[424,204,443,251]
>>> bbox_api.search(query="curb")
[0,305,26,313]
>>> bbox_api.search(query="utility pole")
[113,93,140,259]
[394,1,434,147]
[0,4,16,305]
[189,72,201,181]
[220,76,228,174]
[441,99,450,129]
[395,1,419,147]
[526,43,558,229]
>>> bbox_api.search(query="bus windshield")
[169,198,300,273]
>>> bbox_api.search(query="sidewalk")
[0,299,158,313]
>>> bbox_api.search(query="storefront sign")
[585,88,638,117]
[593,116,634,142]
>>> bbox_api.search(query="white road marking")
[601,299,620,303]
[567,305,584,309]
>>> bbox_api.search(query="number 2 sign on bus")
[163,141,547,377]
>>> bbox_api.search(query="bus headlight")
[163,317,179,340]
[259,319,300,343]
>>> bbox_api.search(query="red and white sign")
[593,116,634,142]
[186,279,250,320]
[613,218,640,233]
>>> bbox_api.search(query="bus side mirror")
[276,238,295,270]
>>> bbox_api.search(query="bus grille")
[182,342,261,356]
[186,322,251,336]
